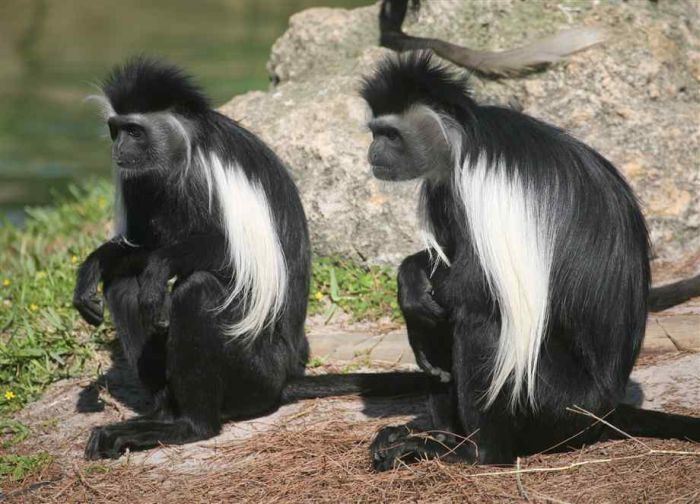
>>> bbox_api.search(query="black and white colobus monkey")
[73,58,312,459]
[361,52,700,470]
[379,0,606,77]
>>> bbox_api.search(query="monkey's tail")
[606,403,700,442]
[649,273,700,312]
[282,372,430,402]
[382,27,606,78]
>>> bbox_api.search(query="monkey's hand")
[414,350,452,383]
[138,255,171,334]
[73,256,105,326]
[398,251,451,382]
[73,237,146,326]
[397,253,447,327]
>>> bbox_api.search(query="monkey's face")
[107,114,188,178]
[367,106,454,182]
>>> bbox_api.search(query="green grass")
[0,183,401,416]
[0,453,53,482]
[0,183,114,414]
[309,257,400,322]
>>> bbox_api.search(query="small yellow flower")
[314,291,324,301]
[29,303,39,312]
[2,279,10,287]
[36,271,47,279]
[97,196,107,209]
[70,255,79,264]
[4,390,16,401]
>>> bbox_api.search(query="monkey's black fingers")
[85,426,123,460]
[138,285,169,334]
[370,425,412,471]
[371,426,470,471]
[420,292,447,319]
[73,294,104,326]
[423,365,452,384]
[415,351,452,383]
[401,292,447,327]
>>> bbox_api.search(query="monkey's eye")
[385,128,400,141]
[125,124,143,138]
[372,127,400,142]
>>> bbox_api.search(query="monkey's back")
[472,106,651,403]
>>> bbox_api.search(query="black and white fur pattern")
[361,52,700,469]
[90,91,288,341]
[75,58,311,459]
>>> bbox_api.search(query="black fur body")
[361,53,700,469]
[74,59,310,458]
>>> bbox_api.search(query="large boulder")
[219,0,700,271]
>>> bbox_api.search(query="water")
[0,0,367,223]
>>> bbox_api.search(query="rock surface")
[220,0,700,268]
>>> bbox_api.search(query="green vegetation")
[309,257,400,322]
[0,453,52,482]
[1,419,31,448]
[0,183,400,416]
[0,183,113,414]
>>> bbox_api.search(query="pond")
[0,0,368,223]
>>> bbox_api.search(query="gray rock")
[220,0,700,267]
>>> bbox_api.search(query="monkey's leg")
[86,272,225,460]
[398,251,451,382]
[451,317,521,465]
[104,277,168,397]
[372,316,517,471]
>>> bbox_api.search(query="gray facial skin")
[367,106,455,181]
[107,113,189,178]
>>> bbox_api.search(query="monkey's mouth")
[115,164,148,179]
[371,165,396,181]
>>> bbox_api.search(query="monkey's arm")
[137,233,228,332]
[398,250,451,382]
[74,238,147,326]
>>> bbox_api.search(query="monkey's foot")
[85,418,212,460]
[370,425,434,471]
[370,425,471,471]
[85,425,130,460]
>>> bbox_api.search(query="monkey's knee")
[171,271,225,313]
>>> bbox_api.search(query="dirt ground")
[3,284,699,503]
[2,340,700,503]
